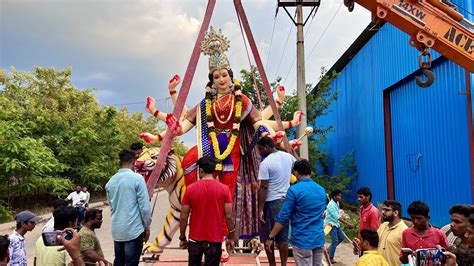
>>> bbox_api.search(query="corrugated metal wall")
[317,11,473,225]
[390,59,472,226]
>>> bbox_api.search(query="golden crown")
[201,26,231,72]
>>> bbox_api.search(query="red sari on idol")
[181,92,262,238]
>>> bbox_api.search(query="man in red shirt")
[179,156,235,266]
[400,200,449,264]
[357,187,381,235]
[352,187,381,255]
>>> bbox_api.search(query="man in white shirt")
[82,186,91,207]
[42,199,67,233]
[65,185,86,227]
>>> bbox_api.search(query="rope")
[237,12,264,111]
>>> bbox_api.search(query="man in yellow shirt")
[356,229,389,266]
[35,206,76,266]
[378,200,408,265]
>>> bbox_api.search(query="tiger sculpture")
[135,147,186,254]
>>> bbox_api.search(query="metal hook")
[415,68,435,88]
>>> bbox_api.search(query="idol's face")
[212,69,232,92]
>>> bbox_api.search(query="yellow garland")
[206,91,242,171]
[205,98,212,115]
[209,131,238,162]
[235,101,242,117]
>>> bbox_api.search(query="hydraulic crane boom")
[345,0,473,84]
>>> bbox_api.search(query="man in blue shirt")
[265,159,326,265]
[324,189,354,263]
[106,150,152,266]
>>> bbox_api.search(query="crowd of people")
[1,137,473,266]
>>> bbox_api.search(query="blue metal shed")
[316,3,473,226]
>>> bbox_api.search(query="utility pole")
[296,4,308,159]
[277,0,320,159]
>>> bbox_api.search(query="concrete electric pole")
[277,0,320,159]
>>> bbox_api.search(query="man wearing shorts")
[257,136,296,266]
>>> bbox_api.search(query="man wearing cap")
[8,210,41,265]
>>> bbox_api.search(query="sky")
[0,0,370,147]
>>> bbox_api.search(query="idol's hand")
[165,114,182,135]
[276,85,285,107]
[168,74,181,91]
[139,133,161,143]
[289,139,302,150]
[272,131,285,144]
[146,97,156,114]
[292,111,304,127]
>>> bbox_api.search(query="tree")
[239,66,271,110]
[0,66,184,218]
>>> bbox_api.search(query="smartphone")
[41,231,73,246]
[415,248,446,266]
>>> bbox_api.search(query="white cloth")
[42,217,55,232]
[84,191,90,205]
[66,191,86,207]
[258,151,296,201]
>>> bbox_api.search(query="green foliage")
[0,201,13,223]
[239,66,271,109]
[239,66,357,193]
[313,149,358,194]
[0,66,163,206]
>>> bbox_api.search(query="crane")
[344,0,473,87]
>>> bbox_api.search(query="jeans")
[75,206,85,225]
[293,246,324,266]
[328,226,344,258]
[187,240,222,266]
[113,233,144,266]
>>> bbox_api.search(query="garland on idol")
[206,81,242,171]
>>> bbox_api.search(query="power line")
[264,16,278,71]
[281,5,320,85]
[305,3,343,62]
[304,6,319,35]
[285,2,343,87]
[108,96,171,107]
[274,25,294,80]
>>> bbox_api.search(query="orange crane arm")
[349,0,473,72]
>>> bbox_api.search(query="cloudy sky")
[0,0,370,146]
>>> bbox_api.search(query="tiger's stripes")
[138,148,186,254]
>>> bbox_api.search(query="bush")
[0,201,13,223]
[314,149,358,194]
